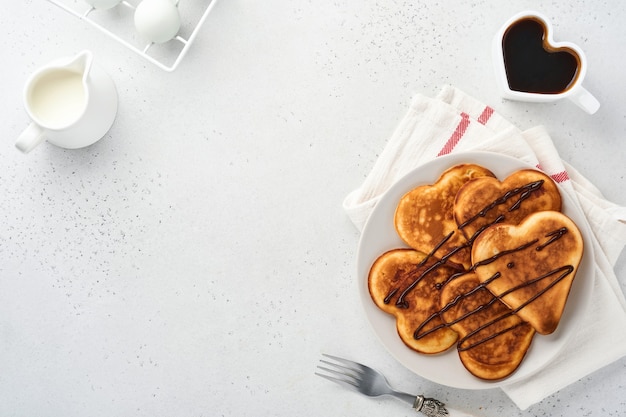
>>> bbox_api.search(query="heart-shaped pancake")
[471,210,584,335]
[368,249,459,354]
[502,17,580,94]
[454,169,561,243]
[439,272,535,380]
[395,164,495,269]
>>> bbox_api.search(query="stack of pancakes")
[368,164,584,380]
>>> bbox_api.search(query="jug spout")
[64,50,93,79]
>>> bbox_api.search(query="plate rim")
[356,151,595,389]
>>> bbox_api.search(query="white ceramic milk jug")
[16,50,118,153]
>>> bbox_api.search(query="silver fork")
[315,354,476,417]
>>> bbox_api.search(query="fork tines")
[315,353,364,390]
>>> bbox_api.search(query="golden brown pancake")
[368,249,459,354]
[454,169,562,242]
[439,272,536,380]
[394,164,495,269]
[471,210,584,335]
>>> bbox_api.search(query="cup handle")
[16,123,47,153]
[568,86,600,114]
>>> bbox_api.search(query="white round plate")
[356,151,594,389]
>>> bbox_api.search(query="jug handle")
[16,123,46,153]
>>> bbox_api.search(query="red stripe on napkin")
[437,112,470,156]
[477,106,494,125]
[550,170,570,183]
[536,164,570,183]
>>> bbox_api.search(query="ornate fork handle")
[414,395,449,417]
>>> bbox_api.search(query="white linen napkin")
[343,85,626,410]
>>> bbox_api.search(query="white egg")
[134,0,181,44]
[84,0,122,9]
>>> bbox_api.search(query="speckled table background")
[1,1,625,416]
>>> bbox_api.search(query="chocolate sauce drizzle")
[457,180,544,230]
[382,180,576,354]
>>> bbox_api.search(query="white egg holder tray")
[47,0,217,72]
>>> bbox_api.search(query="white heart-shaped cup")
[492,11,600,114]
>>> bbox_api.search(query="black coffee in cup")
[502,17,580,94]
